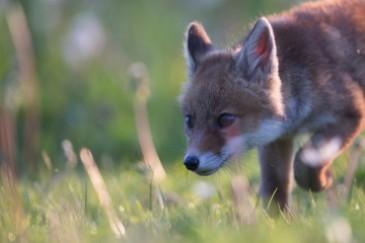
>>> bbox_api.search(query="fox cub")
[180,0,365,210]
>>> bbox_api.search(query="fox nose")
[184,155,200,171]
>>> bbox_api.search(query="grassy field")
[1,147,365,243]
[1,0,365,242]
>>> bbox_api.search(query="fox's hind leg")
[294,114,363,192]
[294,151,333,192]
[258,137,294,212]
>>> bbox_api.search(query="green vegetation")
[1,157,365,243]
[1,0,365,242]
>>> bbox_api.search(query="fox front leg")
[258,137,294,212]
[294,115,364,192]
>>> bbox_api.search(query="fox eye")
[185,115,194,129]
[217,113,237,129]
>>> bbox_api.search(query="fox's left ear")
[236,17,279,82]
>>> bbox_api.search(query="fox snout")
[183,155,200,171]
[183,135,245,175]
[183,151,227,175]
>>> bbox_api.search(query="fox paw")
[294,156,333,192]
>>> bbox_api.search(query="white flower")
[193,181,216,200]
[326,216,352,243]
[63,12,106,66]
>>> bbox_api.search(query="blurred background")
[0,0,298,173]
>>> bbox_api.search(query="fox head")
[180,18,285,175]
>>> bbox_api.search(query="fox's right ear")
[184,22,213,77]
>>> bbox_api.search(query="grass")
[1,150,365,243]
[1,1,365,242]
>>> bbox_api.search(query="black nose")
[184,156,200,171]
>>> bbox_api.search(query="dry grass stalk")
[0,177,28,243]
[231,175,255,225]
[343,138,365,198]
[0,109,28,242]
[79,148,126,238]
[128,63,166,183]
[41,151,52,171]
[0,107,16,178]
[46,199,82,243]
[0,70,27,240]
[62,139,77,168]
[324,139,365,208]
[325,186,341,209]
[6,3,39,165]
[43,140,78,193]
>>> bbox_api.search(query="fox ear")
[184,22,213,77]
[236,17,278,82]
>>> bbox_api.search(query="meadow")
[1,0,365,242]
[1,144,365,243]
